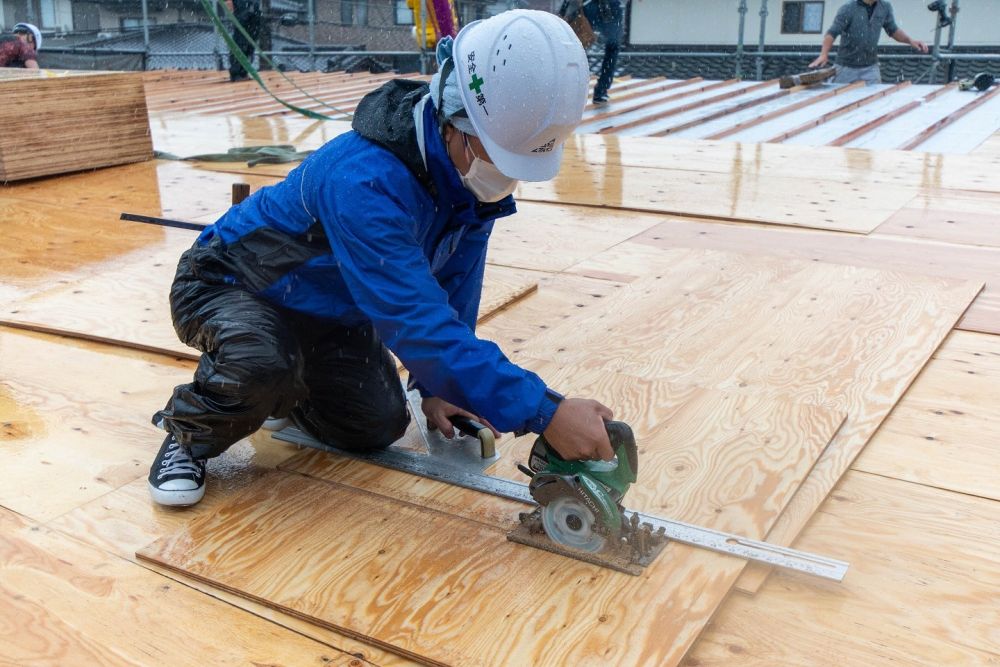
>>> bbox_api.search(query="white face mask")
[459,133,518,203]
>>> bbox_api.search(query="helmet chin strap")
[436,57,456,131]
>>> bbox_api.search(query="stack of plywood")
[0,69,152,181]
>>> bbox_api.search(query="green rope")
[201,0,353,121]
[155,144,314,166]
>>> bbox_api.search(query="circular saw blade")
[541,496,607,553]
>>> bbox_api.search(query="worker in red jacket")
[0,23,41,68]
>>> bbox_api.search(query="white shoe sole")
[148,481,206,507]
[262,417,291,431]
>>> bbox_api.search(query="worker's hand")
[421,396,499,439]
[542,398,615,461]
[809,55,829,69]
[910,39,929,54]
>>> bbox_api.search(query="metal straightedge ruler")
[273,428,849,582]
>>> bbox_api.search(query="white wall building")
[629,0,999,48]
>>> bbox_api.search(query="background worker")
[225,0,263,82]
[0,23,41,69]
[148,10,614,507]
[582,0,624,104]
[810,0,928,85]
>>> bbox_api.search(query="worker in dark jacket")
[583,0,624,104]
[0,23,41,68]
[810,0,927,85]
[148,10,611,506]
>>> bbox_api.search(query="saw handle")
[538,420,638,476]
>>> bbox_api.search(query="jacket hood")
[352,79,434,192]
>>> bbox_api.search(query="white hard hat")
[13,22,42,51]
[452,9,588,181]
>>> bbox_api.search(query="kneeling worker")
[148,9,616,506]
[810,0,927,85]
[0,23,41,69]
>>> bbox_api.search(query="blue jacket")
[194,80,559,434]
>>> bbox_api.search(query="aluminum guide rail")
[273,427,850,582]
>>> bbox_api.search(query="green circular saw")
[508,421,668,574]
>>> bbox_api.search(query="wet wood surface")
[0,246,542,362]
[516,245,980,595]
[686,470,1000,666]
[852,330,1000,502]
[0,507,366,666]
[140,376,843,667]
[0,330,192,522]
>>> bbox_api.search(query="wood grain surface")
[0,250,541,362]
[522,245,980,594]
[0,330,192,522]
[852,330,1000,502]
[0,507,364,666]
[873,189,1000,248]
[139,376,844,667]
[686,471,1000,666]
[0,71,152,181]
[621,217,1000,334]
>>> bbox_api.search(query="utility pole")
[756,0,769,81]
[736,0,748,79]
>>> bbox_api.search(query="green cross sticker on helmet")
[452,9,589,182]
[469,73,485,95]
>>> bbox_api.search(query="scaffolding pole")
[946,0,960,82]
[756,0,769,81]
[736,0,748,79]
[307,0,315,70]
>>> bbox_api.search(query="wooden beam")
[828,83,958,147]
[898,84,1000,151]
[706,81,865,141]
[600,80,779,134]
[650,89,790,137]
[584,79,739,126]
[766,81,910,144]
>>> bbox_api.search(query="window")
[120,16,156,31]
[340,0,368,26]
[395,0,414,25]
[781,1,824,34]
[39,0,56,28]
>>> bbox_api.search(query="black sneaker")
[147,434,207,506]
[593,94,609,105]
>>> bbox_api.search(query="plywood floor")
[1,96,999,665]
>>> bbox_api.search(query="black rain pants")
[154,246,410,460]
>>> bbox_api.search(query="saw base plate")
[506,508,670,576]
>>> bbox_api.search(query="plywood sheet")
[0,329,192,522]
[0,246,541,362]
[2,159,280,222]
[852,331,1000,502]
[0,507,365,666]
[621,217,1000,334]
[200,153,909,234]
[141,377,843,667]
[557,133,1000,194]
[687,471,1000,665]
[47,464,414,667]
[873,189,1000,248]
[486,201,664,272]
[521,245,980,594]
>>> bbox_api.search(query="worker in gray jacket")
[810,0,928,85]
